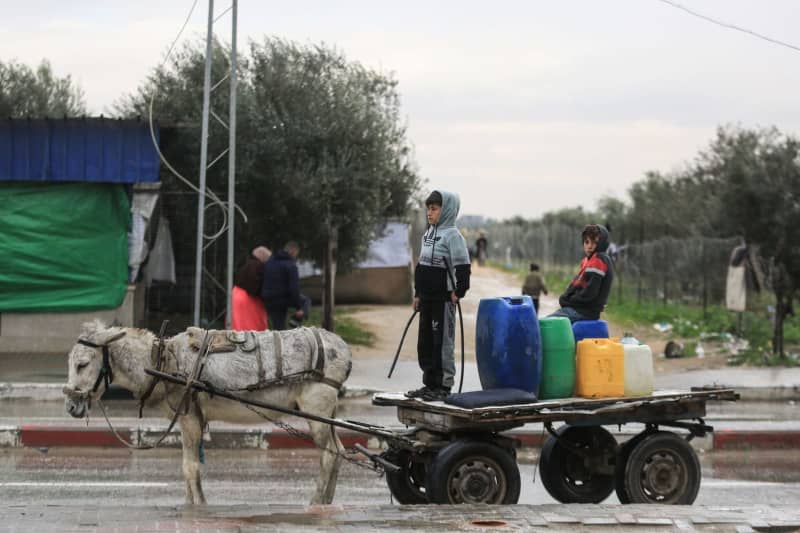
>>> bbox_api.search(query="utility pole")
[192,0,215,326]
[192,0,239,327]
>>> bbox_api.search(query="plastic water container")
[538,317,576,399]
[572,320,609,343]
[623,344,654,396]
[476,296,542,395]
[619,333,640,345]
[575,338,624,398]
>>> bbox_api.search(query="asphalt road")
[2,447,799,507]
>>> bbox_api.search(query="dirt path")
[343,265,726,375]
[344,265,559,362]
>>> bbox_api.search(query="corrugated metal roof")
[0,117,160,183]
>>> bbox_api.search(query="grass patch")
[604,297,800,366]
[306,307,376,347]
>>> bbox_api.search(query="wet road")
[1,447,799,507]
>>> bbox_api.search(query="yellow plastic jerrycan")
[575,338,624,398]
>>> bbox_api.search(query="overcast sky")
[2,0,799,219]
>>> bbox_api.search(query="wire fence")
[485,223,742,308]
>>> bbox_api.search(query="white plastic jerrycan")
[623,343,654,396]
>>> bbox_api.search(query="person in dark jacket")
[231,246,271,331]
[475,231,488,266]
[261,241,310,330]
[549,224,614,323]
[406,190,471,402]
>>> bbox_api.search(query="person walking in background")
[261,241,311,330]
[407,190,471,402]
[231,246,271,331]
[549,224,614,323]
[475,231,488,266]
[522,262,548,313]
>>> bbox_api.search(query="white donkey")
[63,320,352,505]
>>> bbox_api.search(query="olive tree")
[699,127,800,358]
[0,59,86,117]
[116,38,419,330]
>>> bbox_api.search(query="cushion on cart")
[444,388,537,408]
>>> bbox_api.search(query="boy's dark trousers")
[417,298,457,391]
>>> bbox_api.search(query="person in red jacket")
[549,224,614,323]
[231,246,271,330]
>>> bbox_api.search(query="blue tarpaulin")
[0,118,160,183]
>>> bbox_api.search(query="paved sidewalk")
[1,502,798,532]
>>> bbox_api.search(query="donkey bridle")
[77,338,115,394]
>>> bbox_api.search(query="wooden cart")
[371,388,739,505]
[145,369,738,506]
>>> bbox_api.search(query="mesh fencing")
[486,223,742,307]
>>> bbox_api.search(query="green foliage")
[114,38,419,272]
[0,59,86,117]
[541,206,592,230]
[604,297,800,365]
[246,38,419,267]
[700,126,800,356]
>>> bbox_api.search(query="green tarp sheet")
[0,182,130,312]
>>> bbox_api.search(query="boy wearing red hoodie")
[549,224,614,323]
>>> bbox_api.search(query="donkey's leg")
[297,383,343,505]
[179,408,207,505]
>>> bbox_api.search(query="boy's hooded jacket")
[415,190,471,300]
[559,225,614,319]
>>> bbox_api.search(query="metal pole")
[225,0,238,328]
[193,0,215,326]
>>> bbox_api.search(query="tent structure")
[0,117,160,354]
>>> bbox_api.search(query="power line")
[656,0,800,54]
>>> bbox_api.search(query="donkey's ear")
[80,319,106,337]
[98,329,126,345]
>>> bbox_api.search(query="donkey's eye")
[77,362,89,372]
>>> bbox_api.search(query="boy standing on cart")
[406,190,471,402]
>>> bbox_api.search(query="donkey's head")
[63,320,126,418]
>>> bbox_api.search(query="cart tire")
[383,449,428,504]
[425,440,520,504]
[615,432,651,504]
[539,425,617,503]
[624,431,701,504]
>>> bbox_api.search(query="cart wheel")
[382,449,428,504]
[539,425,617,503]
[615,432,651,504]
[425,440,520,504]
[624,431,701,504]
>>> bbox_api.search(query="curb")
[3,424,800,451]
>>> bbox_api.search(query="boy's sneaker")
[405,386,432,399]
[420,387,451,402]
